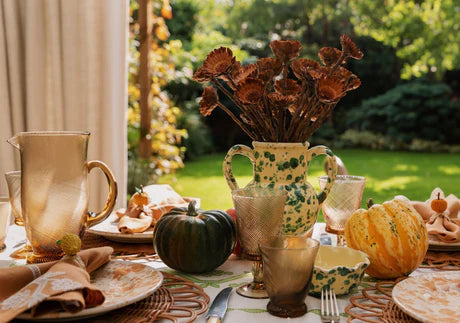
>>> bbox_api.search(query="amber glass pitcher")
[8,131,117,262]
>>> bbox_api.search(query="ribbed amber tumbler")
[232,187,287,299]
[260,236,319,318]
[5,171,23,226]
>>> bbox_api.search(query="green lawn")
[159,149,460,221]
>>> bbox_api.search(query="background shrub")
[347,79,460,144]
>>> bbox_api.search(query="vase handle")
[223,144,255,190]
[306,145,337,204]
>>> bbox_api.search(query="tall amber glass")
[232,187,287,299]
[5,171,23,225]
[260,236,319,318]
[8,131,117,262]
[0,197,11,251]
[4,171,33,258]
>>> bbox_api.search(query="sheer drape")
[0,0,128,209]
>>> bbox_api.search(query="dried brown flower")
[316,77,345,103]
[232,63,258,84]
[270,40,302,63]
[274,79,301,96]
[200,47,236,77]
[333,66,353,81]
[193,66,212,82]
[268,93,296,108]
[345,75,361,91]
[318,47,343,66]
[307,66,329,79]
[291,58,320,80]
[340,35,363,60]
[236,78,265,105]
[199,86,219,116]
[193,35,361,142]
[256,58,282,82]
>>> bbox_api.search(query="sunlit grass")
[159,149,460,222]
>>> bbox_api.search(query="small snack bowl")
[309,246,370,296]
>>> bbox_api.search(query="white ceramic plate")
[17,260,163,321]
[392,271,460,323]
[428,235,460,251]
[88,197,200,244]
[87,213,153,243]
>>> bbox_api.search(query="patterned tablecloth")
[0,224,438,323]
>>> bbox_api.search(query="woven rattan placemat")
[419,251,460,270]
[345,278,420,323]
[22,232,158,263]
[82,232,156,259]
[92,271,210,323]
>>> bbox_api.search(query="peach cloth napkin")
[409,188,460,243]
[117,184,191,233]
[0,247,113,322]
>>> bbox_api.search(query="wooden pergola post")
[138,0,152,159]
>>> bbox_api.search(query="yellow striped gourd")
[344,197,428,279]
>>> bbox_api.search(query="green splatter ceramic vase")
[223,142,337,235]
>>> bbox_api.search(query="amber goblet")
[232,187,287,299]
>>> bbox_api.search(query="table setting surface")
[1,223,446,323]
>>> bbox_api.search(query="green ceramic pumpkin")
[153,200,236,273]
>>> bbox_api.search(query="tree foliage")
[350,0,460,79]
[128,0,187,193]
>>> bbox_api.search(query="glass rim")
[231,187,287,198]
[259,236,320,251]
[4,171,21,177]
[13,131,90,136]
[318,175,366,183]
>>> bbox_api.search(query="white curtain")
[0,0,128,210]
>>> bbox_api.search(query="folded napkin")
[0,247,113,322]
[117,184,190,234]
[411,188,460,221]
[427,213,460,243]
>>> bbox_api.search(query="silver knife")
[206,287,232,323]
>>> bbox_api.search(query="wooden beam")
[138,0,152,159]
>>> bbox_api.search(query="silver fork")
[321,287,340,323]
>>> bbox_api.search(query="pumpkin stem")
[187,200,198,217]
[367,198,374,209]
[437,192,440,200]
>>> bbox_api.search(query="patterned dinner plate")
[428,236,460,251]
[392,271,460,323]
[87,213,153,243]
[17,260,163,321]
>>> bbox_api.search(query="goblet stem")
[236,257,269,299]
[337,234,345,246]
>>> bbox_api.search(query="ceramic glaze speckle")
[223,142,337,235]
[309,246,370,295]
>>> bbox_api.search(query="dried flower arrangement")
[193,35,363,142]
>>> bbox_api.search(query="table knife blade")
[206,287,232,323]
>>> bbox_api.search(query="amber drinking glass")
[5,171,33,257]
[232,187,287,299]
[260,236,319,318]
[5,171,23,226]
[318,175,366,246]
[0,197,11,251]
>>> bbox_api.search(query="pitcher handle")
[306,146,337,204]
[86,160,118,226]
[223,144,255,190]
